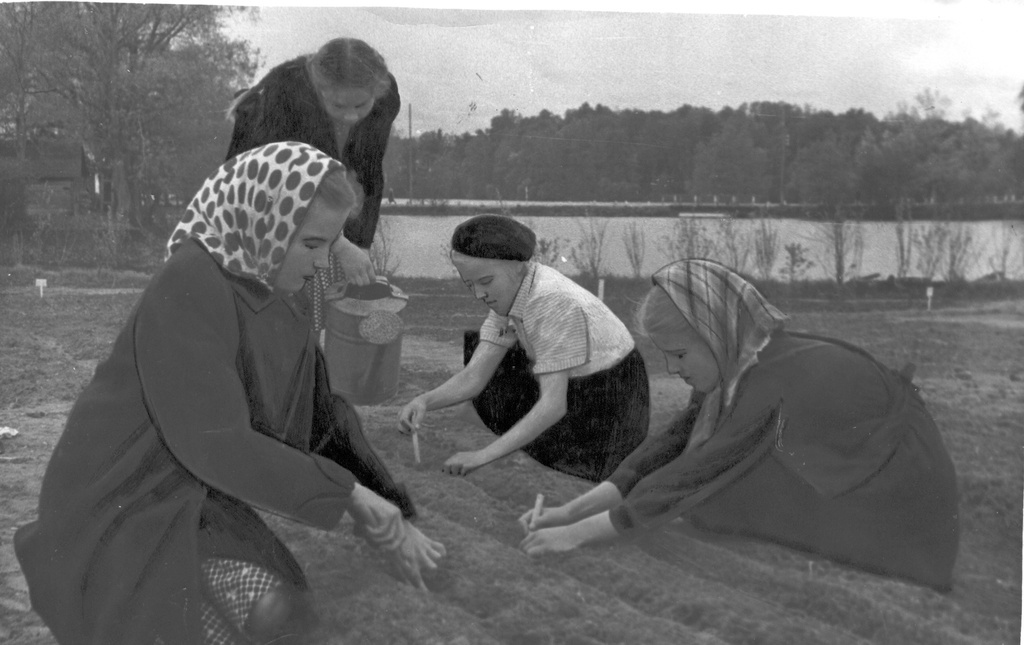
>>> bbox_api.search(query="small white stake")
[531,493,545,529]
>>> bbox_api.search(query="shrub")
[0,212,165,270]
[752,218,779,281]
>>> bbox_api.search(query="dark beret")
[451,214,536,261]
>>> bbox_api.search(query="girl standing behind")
[227,37,400,333]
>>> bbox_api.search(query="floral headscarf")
[651,259,787,448]
[167,142,345,287]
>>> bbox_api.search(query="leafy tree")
[919,117,1017,200]
[855,127,918,204]
[137,34,258,225]
[792,134,864,286]
[0,3,60,159]
[788,134,857,206]
[30,3,256,226]
[689,113,770,201]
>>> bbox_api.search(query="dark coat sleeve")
[133,253,359,530]
[225,58,336,163]
[604,364,783,535]
[607,400,781,534]
[606,402,701,497]
[310,348,417,519]
[342,72,400,248]
[226,59,400,249]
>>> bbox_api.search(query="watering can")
[323,277,409,405]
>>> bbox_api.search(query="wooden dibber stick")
[531,493,545,528]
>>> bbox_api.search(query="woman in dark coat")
[520,259,960,591]
[14,142,444,645]
[226,38,400,332]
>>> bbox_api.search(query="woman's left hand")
[520,512,618,555]
[519,525,584,555]
[442,450,488,476]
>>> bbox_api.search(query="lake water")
[378,215,1022,282]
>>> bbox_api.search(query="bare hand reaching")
[442,450,487,477]
[519,525,583,556]
[518,503,571,534]
[520,512,618,556]
[397,396,427,435]
[332,236,376,286]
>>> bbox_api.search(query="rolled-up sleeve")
[134,254,357,530]
[526,293,589,374]
[479,310,517,349]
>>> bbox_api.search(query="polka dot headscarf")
[167,142,345,287]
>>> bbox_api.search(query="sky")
[223,1,1024,137]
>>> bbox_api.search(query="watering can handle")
[343,279,394,301]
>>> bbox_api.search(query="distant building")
[0,139,93,217]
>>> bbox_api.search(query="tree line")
[0,3,257,231]
[385,92,1024,217]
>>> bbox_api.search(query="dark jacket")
[607,330,960,590]
[14,240,414,644]
[226,56,400,249]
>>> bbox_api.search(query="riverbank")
[381,198,1024,221]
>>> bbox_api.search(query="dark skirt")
[464,331,650,482]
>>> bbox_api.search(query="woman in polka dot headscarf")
[15,142,445,645]
[168,140,351,287]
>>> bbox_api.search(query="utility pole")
[407,104,413,200]
[779,107,787,205]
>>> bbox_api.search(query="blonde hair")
[312,167,357,214]
[308,38,392,99]
[635,285,688,340]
